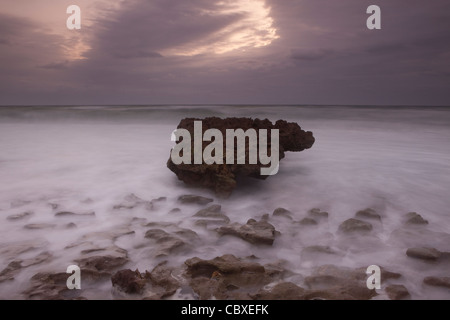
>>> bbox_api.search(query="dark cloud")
[0,0,450,105]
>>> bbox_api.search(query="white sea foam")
[0,106,449,299]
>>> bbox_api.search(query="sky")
[0,0,449,106]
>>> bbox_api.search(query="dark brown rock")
[216,218,277,245]
[406,247,441,261]
[7,211,33,221]
[338,218,373,234]
[423,276,450,289]
[193,205,230,227]
[167,117,315,197]
[385,284,410,300]
[185,254,265,278]
[355,208,381,222]
[177,195,213,205]
[111,269,147,294]
[405,212,428,225]
[299,218,318,226]
[304,265,377,300]
[273,208,293,220]
[308,208,329,220]
[76,255,129,273]
[184,255,268,300]
[55,211,95,217]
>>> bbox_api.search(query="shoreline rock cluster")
[1,193,449,300]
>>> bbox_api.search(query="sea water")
[0,105,449,299]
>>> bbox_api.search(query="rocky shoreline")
[1,193,449,300]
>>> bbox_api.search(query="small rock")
[24,223,56,230]
[193,205,230,226]
[144,229,186,257]
[405,212,428,225]
[423,276,450,289]
[185,254,265,278]
[111,269,147,294]
[302,246,336,255]
[406,247,441,261]
[308,208,329,220]
[338,218,372,234]
[299,218,318,226]
[216,218,277,245]
[0,260,22,283]
[55,211,95,217]
[385,284,410,300]
[168,208,181,214]
[7,211,33,221]
[272,208,293,220]
[76,255,129,273]
[355,208,381,222]
[177,195,213,205]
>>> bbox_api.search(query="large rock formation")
[167,117,315,197]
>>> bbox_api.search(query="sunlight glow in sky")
[164,0,279,56]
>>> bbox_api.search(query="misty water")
[0,105,449,299]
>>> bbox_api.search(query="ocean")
[0,105,449,299]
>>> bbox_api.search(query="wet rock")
[65,222,77,229]
[184,255,267,299]
[405,212,428,225]
[423,276,450,289]
[0,261,22,283]
[111,269,147,294]
[55,211,95,217]
[299,218,318,226]
[76,255,129,274]
[216,218,277,245]
[338,218,372,234]
[113,193,153,211]
[272,208,293,220]
[146,261,180,299]
[406,247,441,261]
[308,208,329,220]
[1,251,54,283]
[168,208,181,214]
[385,284,410,300]
[252,282,306,300]
[302,246,336,255]
[167,117,315,198]
[355,208,381,222]
[304,265,400,300]
[24,223,56,230]
[24,272,86,300]
[22,251,53,268]
[193,205,230,227]
[185,254,265,278]
[178,195,213,205]
[6,211,33,221]
[0,240,48,259]
[144,222,174,228]
[144,229,186,257]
